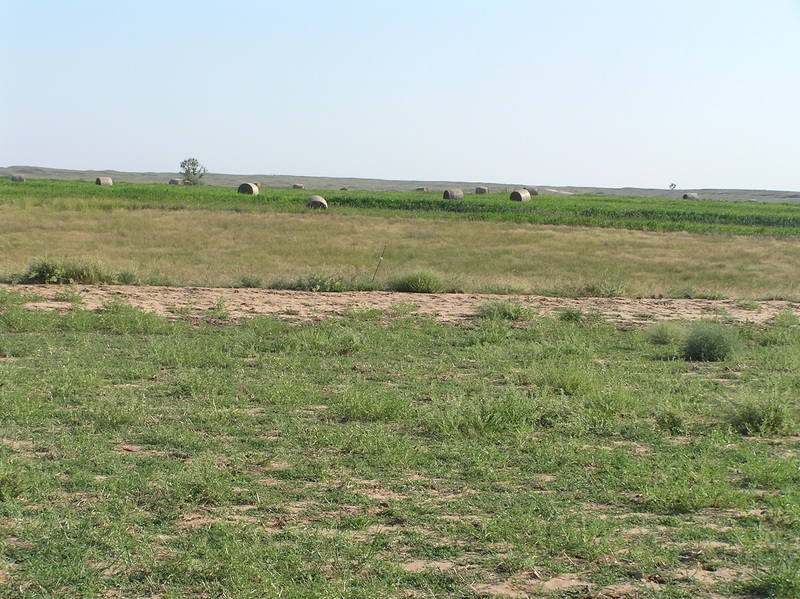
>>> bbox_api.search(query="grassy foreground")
[1,292,798,598]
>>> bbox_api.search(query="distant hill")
[3,166,799,203]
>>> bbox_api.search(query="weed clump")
[681,323,740,361]
[726,397,790,436]
[388,270,446,294]
[20,257,138,285]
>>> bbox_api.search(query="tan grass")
[0,207,798,297]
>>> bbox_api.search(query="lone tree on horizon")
[180,158,208,186]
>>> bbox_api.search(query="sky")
[2,0,799,190]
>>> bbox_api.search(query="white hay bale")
[510,189,531,202]
[11,175,26,182]
[415,187,429,192]
[292,183,305,189]
[443,188,463,200]
[305,195,328,209]
[96,177,113,186]
[183,180,193,186]
[524,186,539,196]
[237,183,259,195]
[475,186,490,194]
[683,193,699,199]
[168,178,184,185]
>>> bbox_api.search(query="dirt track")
[3,284,797,328]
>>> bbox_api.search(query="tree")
[180,158,208,186]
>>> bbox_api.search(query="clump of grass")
[232,275,262,288]
[681,323,740,361]
[578,271,630,297]
[726,396,790,436]
[388,270,446,294]
[478,299,536,321]
[645,322,686,346]
[270,271,381,292]
[20,257,138,285]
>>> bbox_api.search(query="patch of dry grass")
[1,207,799,298]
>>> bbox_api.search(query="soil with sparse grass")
[1,285,799,598]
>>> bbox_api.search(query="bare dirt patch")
[3,284,797,327]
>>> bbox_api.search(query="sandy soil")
[3,284,797,328]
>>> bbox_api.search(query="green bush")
[726,397,789,436]
[681,323,740,361]
[388,270,446,294]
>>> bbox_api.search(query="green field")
[1,179,799,598]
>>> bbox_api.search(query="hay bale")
[11,175,25,182]
[524,186,539,196]
[415,187,428,192]
[255,182,262,188]
[510,189,531,202]
[183,180,193,186]
[443,188,464,200]
[683,193,699,199]
[168,178,184,185]
[340,187,348,191]
[237,183,259,195]
[95,177,113,186]
[292,184,305,190]
[475,186,490,194]
[305,195,328,209]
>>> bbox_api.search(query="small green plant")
[53,286,84,305]
[207,297,230,319]
[557,307,585,323]
[478,299,536,321]
[388,270,446,293]
[681,323,740,361]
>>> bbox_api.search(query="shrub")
[681,323,740,361]
[388,270,446,294]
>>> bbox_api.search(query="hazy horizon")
[3,1,799,191]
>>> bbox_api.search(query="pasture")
[0,178,799,598]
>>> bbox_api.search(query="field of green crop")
[1,179,799,597]
[3,179,800,235]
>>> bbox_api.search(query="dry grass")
[0,207,799,297]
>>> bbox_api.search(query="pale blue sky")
[3,0,799,190]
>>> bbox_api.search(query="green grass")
[0,303,798,597]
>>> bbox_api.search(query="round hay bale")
[683,193,699,199]
[95,177,113,186]
[183,180,193,186]
[11,175,25,182]
[292,184,305,190]
[340,187,348,191]
[305,195,328,209]
[237,182,259,195]
[168,178,184,185]
[475,186,490,194]
[524,186,539,196]
[415,187,429,192]
[443,188,464,200]
[510,189,531,202]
